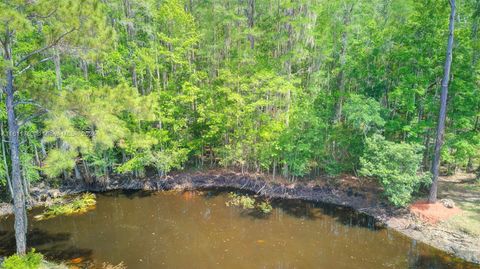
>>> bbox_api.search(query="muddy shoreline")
[1,171,479,264]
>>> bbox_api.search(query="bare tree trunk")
[247,0,255,49]
[4,42,27,254]
[423,128,431,170]
[466,116,478,172]
[74,164,82,181]
[472,0,480,66]
[334,3,354,123]
[80,58,89,80]
[429,0,456,203]
[53,48,62,91]
[467,6,479,172]
[132,64,138,88]
[123,0,134,38]
[122,0,138,89]
[0,119,13,198]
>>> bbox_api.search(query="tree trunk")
[53,48,62,91]
[466,116,478,172]
[0,119,13,198]
[247,0,255,49]
[429,0,456,203]
[4,60,27,254]
[74,164,82,181]
[467,7,479,173]
[422,128,431,170]
[334,3,354,123]
[80,58,89,80]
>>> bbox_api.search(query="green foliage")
[257,201,273,214]
[1,249,43,269]
[225,193,255,209]
[360,135,430,206]
[35,193,96,220]
[344,94,385,135]
[1,0,480,207]
[42,150,76,179]
[225,193,273,214]
[0,157,7,187]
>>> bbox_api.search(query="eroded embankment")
[0,171,479,264]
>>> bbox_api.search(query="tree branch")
[28,7,58,20]
[14,100,46,109]
[18,109,49,127]
[15,28,76,67]
[14,56,53,77]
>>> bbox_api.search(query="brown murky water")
[0,189,478,269]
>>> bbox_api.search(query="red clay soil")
[409,200,462,224]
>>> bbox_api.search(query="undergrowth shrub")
[257,201,273,213]
[225,193,273,214]
[225,193,255,209]
[2,250,42,269]
[360,134,430,206]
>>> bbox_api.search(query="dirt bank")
[0,185,66,216]
[1,170,478,264]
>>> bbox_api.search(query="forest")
[0,0,479,268]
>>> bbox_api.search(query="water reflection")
[0,228,93,261]
[0,189,477,269]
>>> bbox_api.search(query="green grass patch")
[34,193,96,221]
[441,180,480,237]
[464,183,480,192]
[443,202,480,237]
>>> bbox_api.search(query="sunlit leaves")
[1,0,479,188]
[42,84,157,177]
[344,94,385,135]
[43,149,77,178]
[360,134,430,206]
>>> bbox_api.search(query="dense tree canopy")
[1,0,479,210]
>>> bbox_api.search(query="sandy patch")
[410,200,462,224]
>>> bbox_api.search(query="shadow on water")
[100,189,154,199]
[272,198,379,229]
[0,189,478,269]
[0,228,93,261]
[202,187,379,230]
[201,188,480,269]
[411,254,478,269]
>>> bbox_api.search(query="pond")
[0,189,478,269]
